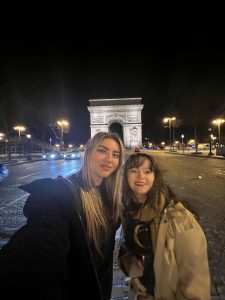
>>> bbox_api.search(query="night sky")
[1,33,225,146]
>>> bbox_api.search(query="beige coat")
[152,203,210,300]
[121,202,211,300]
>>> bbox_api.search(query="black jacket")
[0,177,106,300]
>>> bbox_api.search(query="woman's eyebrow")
[98,145,120,153]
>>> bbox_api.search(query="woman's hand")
[119,254,144,277]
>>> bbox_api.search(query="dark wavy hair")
[121,153,178,218]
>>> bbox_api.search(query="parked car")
[64,150,81,160]
[134,146,141,152]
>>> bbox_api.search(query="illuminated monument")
[88,98,143,148]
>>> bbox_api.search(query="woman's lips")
[135,181,145,186]
[101,165,112,171]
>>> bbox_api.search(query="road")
[0,151,225,299]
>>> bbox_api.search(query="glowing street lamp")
[13,126,26,141]
[212,119,225,147]
[57,120,69,150]
[163,117,176,148]
[0,132,5,141]
[181,134,184,144]
[26,134,32,159]
[181,134,184,152]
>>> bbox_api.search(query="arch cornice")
[88,104,143,113]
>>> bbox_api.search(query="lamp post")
[208,128,213,156]
[13,126,26,142]
[163,117,176,149]
[26,134,32,160]
[181,134,184,152]
[212,119,225,147]
[57,120,69,151]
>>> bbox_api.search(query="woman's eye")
[113,153,120,158]
[129,169,137,173]
[145,170,152,174]
[97,148,106,153]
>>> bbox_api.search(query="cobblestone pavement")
[111,229,128,300]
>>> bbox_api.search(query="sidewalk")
[165,149,225,160]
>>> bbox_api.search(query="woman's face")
[127,159,155,204]
[90,138,121,186]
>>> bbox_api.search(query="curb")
[0,159,43,166]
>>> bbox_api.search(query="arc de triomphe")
[87,98,143,148]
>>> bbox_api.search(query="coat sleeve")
[174,216,211,300]
[0,179,74,299]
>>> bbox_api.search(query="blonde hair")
[81,132,124,253]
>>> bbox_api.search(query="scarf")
[132,192,166,252]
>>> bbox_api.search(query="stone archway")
[87,98,144,148]
[109,122,123,141]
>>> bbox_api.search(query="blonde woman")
[119,153,210,300]
[0,132,124,300]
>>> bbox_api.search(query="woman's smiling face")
[127,159,155,203]
[90,138,121,186]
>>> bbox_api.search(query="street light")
[181,134,184,152]
[212,119,225,147]
[13,126,26,142]
[163,117,176,149]
[0,132,5,141]
[208,128,213,156]
[57,120,69,150]
[26,134,32,160]
[181,134,184,144]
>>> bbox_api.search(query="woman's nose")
[137,170,144,179]
[105,152,113,162]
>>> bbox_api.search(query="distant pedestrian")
[0,132,124,300]
[119,153,210,300]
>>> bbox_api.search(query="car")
[64,150,81,160]
[0,164,9,181]
[42,152,63,160]
[134,146,141,152]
